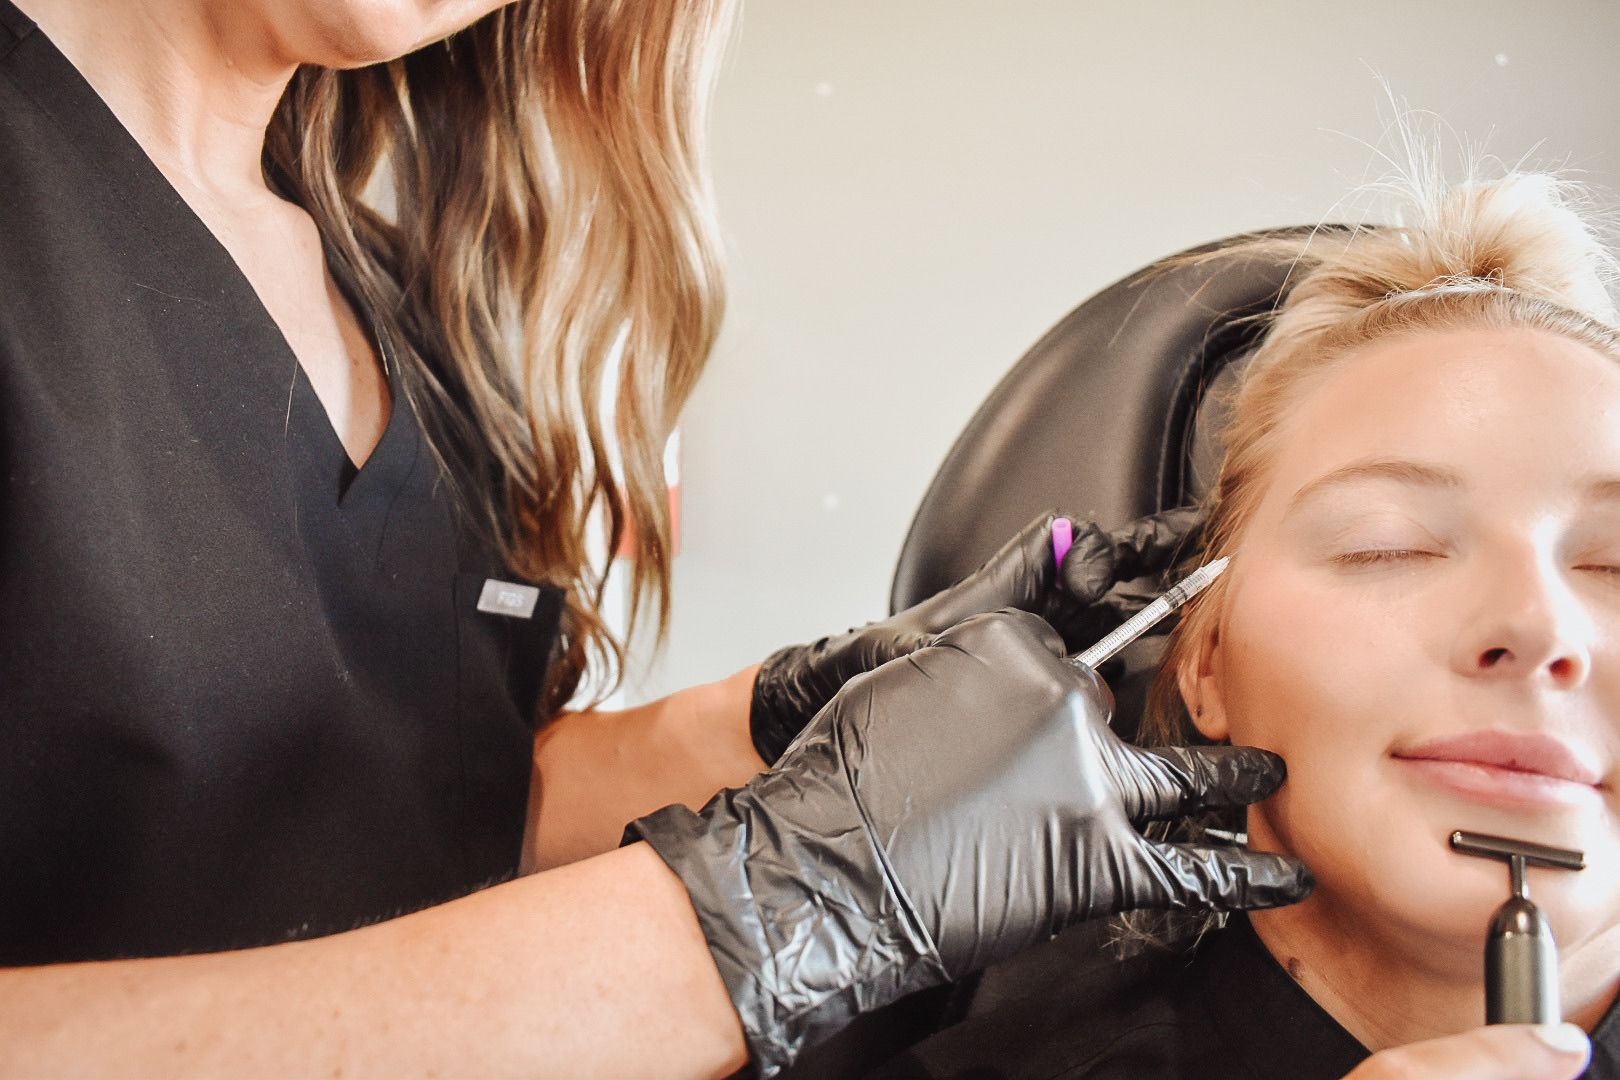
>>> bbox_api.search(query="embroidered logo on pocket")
[475,578,541,619]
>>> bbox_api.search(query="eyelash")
[1333,552,1620,576]
[1332,549,1437,567]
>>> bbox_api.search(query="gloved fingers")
[844,627,935,675]
[929,606,1068,661]
[1105,506,1207,582]
[1057,506,1205,606]
[1116,743,1289,821]
[1127,839,1315,912]
[965,511,1058,590]
[1094,579,1166,623]
[1056,521,1116,604]
[905,513,1062,634]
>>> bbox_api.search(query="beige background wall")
[619,1,1620,703]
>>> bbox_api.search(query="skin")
[1181,325,1620,1062]
[1,0,766,1073]
[526,665,764,870]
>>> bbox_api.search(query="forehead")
[1253,326,1620,515]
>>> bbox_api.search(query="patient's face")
[1192,325,1620,969]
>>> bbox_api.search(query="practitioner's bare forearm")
[0,843,748,1078]
[525,664,765,870]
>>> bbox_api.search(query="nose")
[1449,550,1593,689]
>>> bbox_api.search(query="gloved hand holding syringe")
[1068,555,1230,669]
[634,524,1310,1076]
[1045,512,1227,669]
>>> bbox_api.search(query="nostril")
[1479,647,1509,668]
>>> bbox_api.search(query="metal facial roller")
[1449,830,1585,1025]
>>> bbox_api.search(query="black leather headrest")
[891,230,1317,615]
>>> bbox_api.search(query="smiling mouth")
[1395,758,1601,811]
[1391,731,1605,810]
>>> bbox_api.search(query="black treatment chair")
[783,228,1320,1078]
[890,227,1326,738]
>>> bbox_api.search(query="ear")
[1176,625,1231,742]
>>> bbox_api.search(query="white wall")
[621,1,1620,703]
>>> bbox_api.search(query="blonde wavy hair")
[261,0,737,712]
[1142,167,1620,752]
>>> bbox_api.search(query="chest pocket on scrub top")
[455,572,566,725]
[452,571,566,876]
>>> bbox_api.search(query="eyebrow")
[1285,458,1464,517]
[1285,459,1620,517]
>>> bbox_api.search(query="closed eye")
[1332,549,1442,567]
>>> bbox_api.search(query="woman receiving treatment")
[874,168,1620,1079]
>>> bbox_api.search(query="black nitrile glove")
[629,609,1311,1077]
[749,507,1201,762]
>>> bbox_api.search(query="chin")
[1404,782,1620,951]
[279,0,501,67]
[1258,792,1620,974]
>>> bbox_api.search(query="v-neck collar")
[0,0,413,511]
[290,310,420,511]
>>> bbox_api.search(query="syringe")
[1070,556,1230,670]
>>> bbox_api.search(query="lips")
[1393,731,1603,787]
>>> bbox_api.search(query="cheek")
[1213,564,1430,899]
[1215,563,1413,763]
[1215,562,1620,954]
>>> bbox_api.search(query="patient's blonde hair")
[1143,169,1620,747]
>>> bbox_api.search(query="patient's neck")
[1249,892,1620,1051]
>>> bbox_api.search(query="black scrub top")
[0,1,563,965]
[871,914,1620,1079]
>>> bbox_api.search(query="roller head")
[1449,831,1586,872]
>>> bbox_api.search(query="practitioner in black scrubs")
[0,0,1343,1075]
